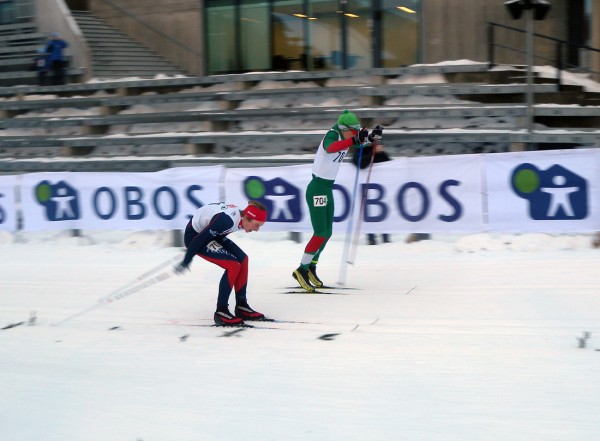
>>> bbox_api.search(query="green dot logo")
[245,178,266,199]
[35,182,52,203]
[513,168,540,194]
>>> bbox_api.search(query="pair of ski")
[176,317,318,331]
[283,285,356,295]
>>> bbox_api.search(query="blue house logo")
[35,180,81,221]
[511,163,588,220]
[243,175,302,222]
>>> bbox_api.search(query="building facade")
[79,0,598,78]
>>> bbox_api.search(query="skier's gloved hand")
[173,262,190,275]
[368,125,383,143]
[352,128,370,146]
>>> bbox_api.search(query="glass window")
[0,1,17,24]
[272,0,306,70]
[206,0,237,74]
[204,0,422,73]
[346,0,372,69]
[308,0,341,70]
[380,0,420,67]
[240,0,271,71]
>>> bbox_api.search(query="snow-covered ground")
[1,230,600,441]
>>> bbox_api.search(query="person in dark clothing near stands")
[174,201,268,326]
[44,32,69,85]
[351,129,392,245]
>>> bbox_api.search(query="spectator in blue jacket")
[44,32,69,85]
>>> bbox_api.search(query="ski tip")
[318,333,340,341]
[1,321,25,330]
[282,289,349,295]
[218,326,251,337]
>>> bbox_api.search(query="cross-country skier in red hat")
[174,200,268,326]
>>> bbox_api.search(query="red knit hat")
[244,204,267,222]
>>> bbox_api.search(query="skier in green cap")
[292,110,383,291]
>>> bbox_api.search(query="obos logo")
[35,180,80,221]
[511,163,588,220]
[243,176,302,222]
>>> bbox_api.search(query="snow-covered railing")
[0,129,598,160]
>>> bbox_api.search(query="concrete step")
[91,54,168,61]
[89,42,158,51]
[91,70,181,77]
[71,10,184,78]
[92,58,179,66]
[91,66,183,75]
[0,22,37,36]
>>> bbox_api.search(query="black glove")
[368,125,383,143]
[173,262,190,275]
[352,128,369,146]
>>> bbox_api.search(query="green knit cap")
[336,110,361,131]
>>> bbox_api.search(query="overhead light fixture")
[504,0,551,21]
[344,13,359,18]
[397,6,416,13]
[293,13,307,18]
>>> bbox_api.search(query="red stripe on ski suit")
[202,254,248,293]
[304,235,326,254]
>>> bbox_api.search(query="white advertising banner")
[486,149,600,232]
[224,154,485,233]
[20,167,224,231]
[0,175,18,232]
[12,148,600,234]
[351,155,484,233]
[224,164,312,232]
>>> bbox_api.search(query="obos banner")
[20,167,223,231]
[224,154,484,233]
[0,175,18,232]
[486,149,600,232]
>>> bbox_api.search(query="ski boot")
[214,307,244,326]
[308,264,323,288]
[235,302,265,321]
[292,266,316,292]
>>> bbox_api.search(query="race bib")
[207,240,223,252]
[313,195,328,207]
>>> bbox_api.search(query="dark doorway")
[567,0,585,66]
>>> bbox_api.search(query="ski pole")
[337,142,365,285]
[54,253,183,326]
[348,140,378,264]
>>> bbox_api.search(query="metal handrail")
[93,0,200,56]
[488,21,600,85]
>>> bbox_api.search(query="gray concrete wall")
[592,0,600,82]
[88,0,203,76]
[421,0,568,66]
